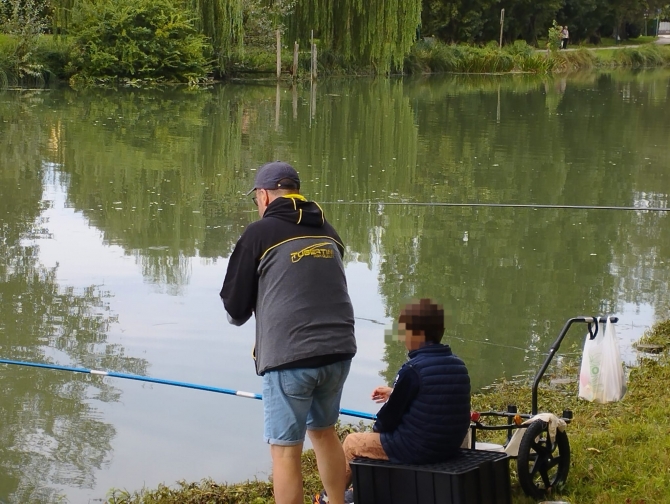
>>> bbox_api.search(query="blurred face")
[398,321,426,351]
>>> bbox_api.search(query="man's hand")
[371,386,393,403]
[227,311,250,326]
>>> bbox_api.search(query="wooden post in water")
[496,84,501,124]
[292,84,298,119]
[310,30,317,82]
[311,81,317,119]
[312,44,318,81]
[499,9,505,48]
[276,29,281,79]
[275,83,281,130]
[292,42,299,79]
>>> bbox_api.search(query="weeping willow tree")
[288,0,421,73]
[187,0,243,74]
[50,0,74,33]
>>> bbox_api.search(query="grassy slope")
[475,321,670,503]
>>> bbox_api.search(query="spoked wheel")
[517,420,570,499]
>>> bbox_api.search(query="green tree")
[499,0,564,44]
[609,0,647,38]
[420,0,497,42]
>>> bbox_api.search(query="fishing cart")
[468,315,617,500]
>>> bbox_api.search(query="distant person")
[561,26,570,49]
[221,161,357,504]
[332,298,470,499]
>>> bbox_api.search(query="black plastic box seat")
[350,449,511,504]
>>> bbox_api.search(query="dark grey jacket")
[220,195,356,375]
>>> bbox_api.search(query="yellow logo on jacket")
[290,242,334,263]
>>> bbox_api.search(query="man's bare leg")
[308,427,346,504]
[271,443,304,504]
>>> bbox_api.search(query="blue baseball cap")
[246,161,301,195]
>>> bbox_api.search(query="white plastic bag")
[578,317,627,403]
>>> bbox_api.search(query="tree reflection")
[0,95,147,503]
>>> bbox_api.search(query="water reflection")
[0,102,147,502]
[1,71,670,500]
[5,73,670,382]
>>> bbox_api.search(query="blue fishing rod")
[0,358,376,421]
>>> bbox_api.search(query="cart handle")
[531,316,618,415]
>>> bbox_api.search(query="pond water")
[1,70,669,503]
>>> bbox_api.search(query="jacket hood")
[263,195,325,227]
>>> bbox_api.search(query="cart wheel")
[517,420,570,499]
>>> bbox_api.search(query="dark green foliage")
[34,34,74,79]
[502,0,565,44]
[420,0,669,46]
[69,0,210,84]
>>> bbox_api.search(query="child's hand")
[371,386,393,403]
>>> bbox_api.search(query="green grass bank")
[106,319,670,504]
[403,40,670,75]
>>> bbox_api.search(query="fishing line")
[356,316,534,352]
[354,316,387,325]
[321,201,670,212]
[449,336,529,352]
[0,358,376,421]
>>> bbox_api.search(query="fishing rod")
[321,201,670,212]
[0,358,376,421]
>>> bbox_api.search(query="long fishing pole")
[321,201,670,212]
[0,358,376,421]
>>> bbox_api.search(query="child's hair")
[398,298,444,344]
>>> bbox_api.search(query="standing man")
[220,161,356,504]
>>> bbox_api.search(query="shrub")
[35,35,75,80]
[547,20,562,51]
[69,0,211,84]
[504,40,534,58]
[0,0,47,85]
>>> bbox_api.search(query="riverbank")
[106,318,670,504]
[2,34,670,88]
[403,40,670,75]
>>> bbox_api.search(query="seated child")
[343,298,471,485]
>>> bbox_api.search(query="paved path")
[546,36,670,51]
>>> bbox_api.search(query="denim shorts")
[262,359,352,446]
